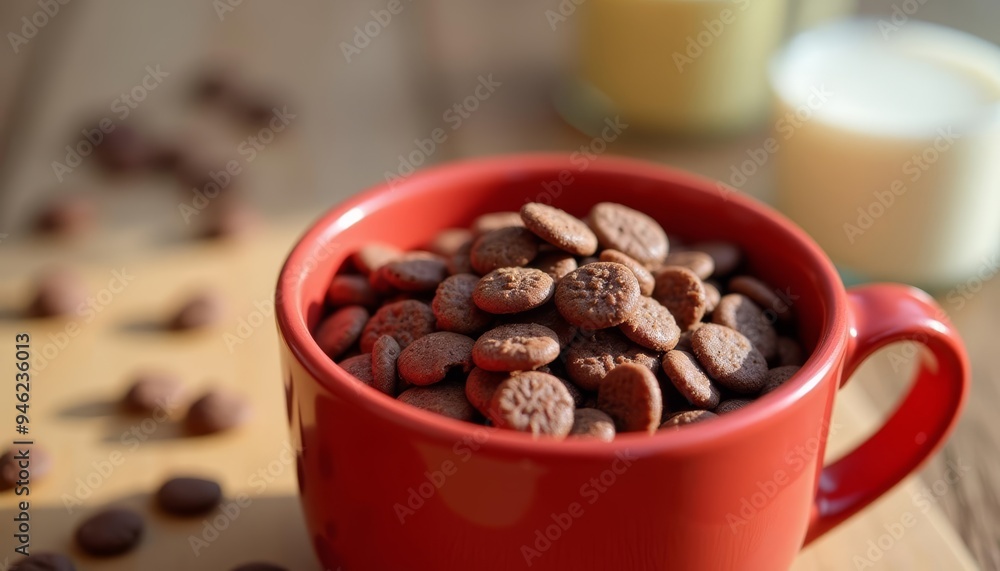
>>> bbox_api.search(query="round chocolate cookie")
[397,332,476,386]
[510,304,577,348]
[377,257,449,292]
[728,275,794,324]
[530,252,578,281]
[326,275,378,308]
[350,243,402,275]
[563,329,659,391]
[703,282,721,313]
[27,269,87,318]
[75,508,144,556]
[471,211,524,235]
[11,552,76,570]
[659,409,718,429]
[314,305,369,360]
[691,241,742,277]
[599,249,654,296]
[397,384,476,421]
[568,408,616,441]
[586,202,668,265]
[619,296,680,352]
[760,365,801,395]
[371,335,401,396]
[472,324,560,372]
[597,363,663,434]
[473,267,554,314]
[519,202,598,256]
[660,350,721,410]
[653,266,707,331]
[338,354,373,385]
[465,367,512,415]
[711,294,778,361]
[432,274,493,334]
[715,399,754,415]
[662,251,715,280]
[447,240,474,275]
[184,389,251,436]
[489,371,575,438]
[169,291,225,331]
[690,324,768,394]
[156,476,223,516]
[122,372,185,414]
[469,226,539,274]
[359,299,436,353]
[555,262,640,330]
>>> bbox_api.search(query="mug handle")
[804,283,969,544]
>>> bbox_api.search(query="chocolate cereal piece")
[351,243,402,275]
[564,329,659,391]
[472,324,560,372]
[12,552,76,570]
[471,211,524,235]
[473,267,554,314]
[729,275,794,323]
[489,371,575,438]
[465,368,511,415]
[660,409,718,429]
[715,399,753,415]
[692,241,742,277]
[397,332,475,386]
[760,365,801,395]
[776,336,805,367]
[660,350,721,410]
[1,445,52,491]
[530,252,578,281]
[184,389,251,436]
[447,240,474,275]
[432,274,493,334]
[397,384,476,421]
[314,305,369,360]
[122,372,185,414]
[662,251,715,280]
[359,299,436,353]
[712,294,778,361]
[619,296,681,352]
[470,226,539,274]
[35,195,95,237]
[519,202,598,256]
[568,408,616,441]
[377,257,448,292]
[703,282,721,313]
[339,354,374,384]
[371,335,401,396]
[156,476,223,516]
[555,262,640,330]
[597,363,663,434]
[653,266,707,331]
[587,202,668,265]
[691,324,767,394]
[26,269,86,318]
[428,228,474,256]
[75,508,144,556]
[599,249,654,296]
[326,275,378,308]
[169,292,225,331]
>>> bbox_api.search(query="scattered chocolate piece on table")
[0,445,52,491]
[11,552,76,570]
[122,372,185,415]
[169,291,225,331]
[156,476,223,516]
[184,389,251,436]
[26,269,87,318]
[34,195,95,237]
[74,508,144,556]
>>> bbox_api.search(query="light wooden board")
[0,218,978,570]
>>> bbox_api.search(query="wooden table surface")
[0,1,997,569]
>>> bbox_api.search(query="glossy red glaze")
[275,155,968,571]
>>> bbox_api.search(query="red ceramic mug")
[275,155,968,571]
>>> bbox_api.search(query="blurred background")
[0,0,998,569]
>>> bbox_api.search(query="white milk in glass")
[770,20,1000,287]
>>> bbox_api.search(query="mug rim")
[275,154,849,458]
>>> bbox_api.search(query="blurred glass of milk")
[770,20,1000,287]
[571,0,858,135]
